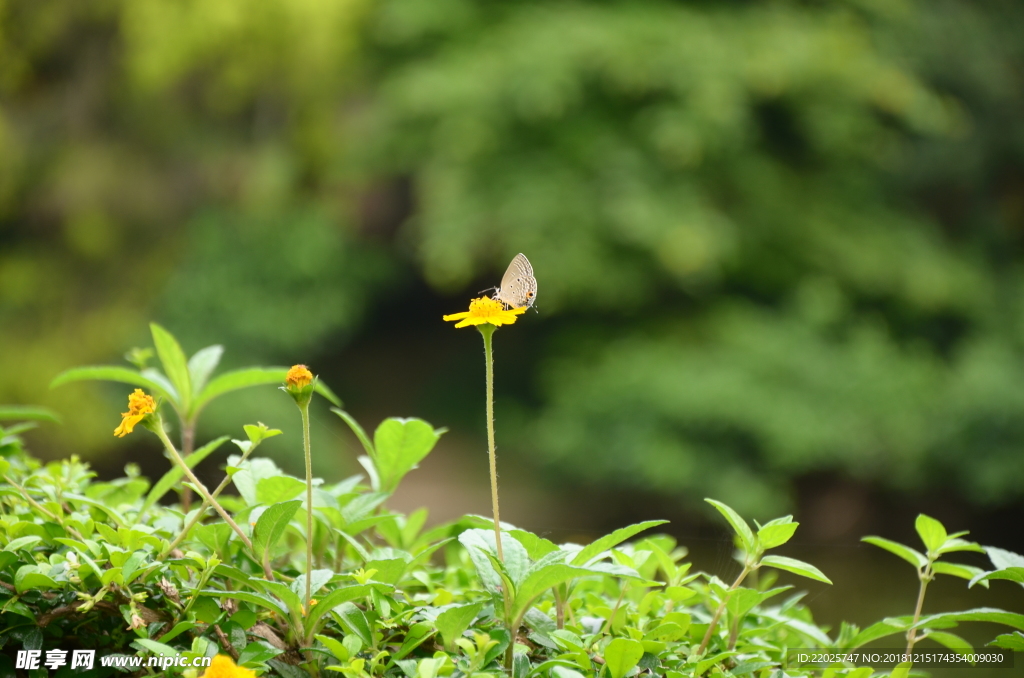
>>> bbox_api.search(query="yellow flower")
[200,655,256,678]
[310,599,318,606]
[443,297,527,328]
[286,364,313,389]
[114,389,156,438]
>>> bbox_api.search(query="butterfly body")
[492,253,537,309]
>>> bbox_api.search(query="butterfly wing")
[495,253,536,308]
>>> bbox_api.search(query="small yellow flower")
[283,364,315,407]
[286,364,313,388]
[114,389,156,438]
[443,297,527,328]
[200,655,256,678]
[310,599,318,606]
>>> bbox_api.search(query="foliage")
[1,384,1022,676]
[3,0,1024,516]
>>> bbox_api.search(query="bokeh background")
[3,0,1024,667]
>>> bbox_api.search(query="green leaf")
[101,566,123,586]
[728,661,774,676]
[15,565,59,593]
[253,500,301,562]
[889,661,912,678]
[571,520,669,566]
[251,580,302,614]
[151,323,192,412]
[372,418,442,494]
[990,632,1024,651]
[238,640,284,666]
[333,602,373,647]
[364,558,407,585]
[935,538,984,555]
[915,607,1024,632]
[140,436,228,515]
[256,476,306,504]
[510,530,560,561]
[244,423,283,444]
[726,586,790,620]
[231,457,285,506]
[436,602,485,650]
[0,406,60,423]
[759,555,832,584]
[187,345,224,396]
[705,499,755,554]
[133,638,179,658]
[49,366,176,401]
[987,546,1024,570]
[861,536,927,569]
[970,567,1024,588]
[695,652,737,676]
[413,657,446,678]
[915,514,947,553]
[195,367,342,414]
[391,622,435,663]
[512,564,596,623]
[292,569,334,599]
[931,561,986,582]
[459,529,529,592]
[199,589,288,616]
[925,631,973,657]
[4,535,43,552]
[307,584,387,629]
[316,634,350,662]
[64,493,128,527]
[195,368,287,413]
[756,516,798,550]
[313,380,342,407]
[332,408,375,457]
[190,597,223,626]
[603,638,644,678]
[157,622,195,643]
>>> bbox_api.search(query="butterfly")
[491,253,537,309]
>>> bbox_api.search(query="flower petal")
[114,413,145,438]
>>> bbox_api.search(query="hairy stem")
[300,402,313,611]
[162,441,259,557]
[153,421,271,579]
[180,421,195,513]
[905,563,932,654]
[697,564,751,658]
[2,474,84,541]
[479,324,503,561]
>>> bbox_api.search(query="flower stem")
[906,563,933,654]
[300,401,313,611]
[479,324,503,561]
[151,420,271,579]
[162,441,260,557]
[697,563,751,659]
[180,420,195,513]
[2,474,85,542]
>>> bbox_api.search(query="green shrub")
[1,326,1022,677]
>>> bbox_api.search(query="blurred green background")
[3,0,1024,654]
